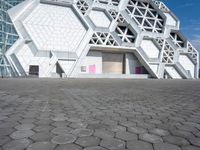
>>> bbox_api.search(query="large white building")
[1,0,199,79]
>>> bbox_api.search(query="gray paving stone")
[33,125,53,132]
[14,124,35,130]
[100,138,125,150]
[55,143,82,150]
[139,133,163,143]
[84,146,107,150]
[87,123,109,130]
[127,140,153,150]
[108,125,126,132]
[0,128,14,136]
[51,127,73,135]
[69,122,88,129]
[128,126,147,134]
[3,138,30,150]
[0,136,10,146]
[182,145,200,150]
[75,136,100,147]
[153,143,181,150]
[51,134,77,144]
[30,132,54,142]
[116,131,138,141]
[73,128,94,137]
[51,121,70,127]
[93,129,115,139]
[26,141,56,150]
[149,128,170,136]
[10,130,35,139]
[189,138,200,147]
[163,135,190,146]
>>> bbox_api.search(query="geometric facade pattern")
[155,38,175,64]
[89,32,118,46]
[76,0,89,15]
[115,25,136,43]
[1,0,199,79]
[126,0,164,33]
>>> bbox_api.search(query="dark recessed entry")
[29,65,39,76]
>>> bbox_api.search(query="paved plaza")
[0,78,200,150]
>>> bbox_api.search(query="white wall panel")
[23,4,87,52]
[141,40,160,58]
[89,10,111,28]
[80,51,102,74]
[164,13,177,27]
[179,55,195,78]
[126,53,141,74]
[165,66,182,79]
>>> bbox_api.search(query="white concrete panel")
[179,55,195,78]
[89,10,111,28]
[80,51,102,74]
[165,66,182,79]
[164,13,177,27]
[149,64,158,74]
[23,4,87,52]
[126,53,141,74]
[141,40,160,58]
[58,60,75,75]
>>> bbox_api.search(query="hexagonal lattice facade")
[3,0,199,79]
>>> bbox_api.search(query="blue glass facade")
[0,0,23,77]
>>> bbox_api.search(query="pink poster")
[135,67,142,74]
[89,65,96,74]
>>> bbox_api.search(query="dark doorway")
[56,62,64,78]
[29,65,39,76]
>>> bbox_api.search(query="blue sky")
[161,0,200,51]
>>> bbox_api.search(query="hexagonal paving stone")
[26,141,56,150]
[33,125,53,132]
[10,130,35,139]
[69,122,88,129]
[128,126,147,134]
[30,132,54,142]
[73,129,93,137]
[100,138,125,150]
[0,136,10,146]
[127,140,153,150]
[149,128,170,136]
[52,116,67,122]
[84,146,107,150]
[139,133,163,143]
[189,138,200,147]
[163,135,190,146]
[55,143,82,150]
[153,143,181,150]
[93,129,114,139]
[75,136,100,147]
[51,121,70,127]
[3,138,30,150]
[51,134,77,144]
[108,125,126,132]
[51,127,73,135]
[182,145,200,150]
[171,129,195,139]
[0,128,14,136]
[116,131,138,141]
[15,124,35,130]
[87,123,109,130]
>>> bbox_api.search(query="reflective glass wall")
[0,0,23,77]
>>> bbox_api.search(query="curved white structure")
[4,0,199,79]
